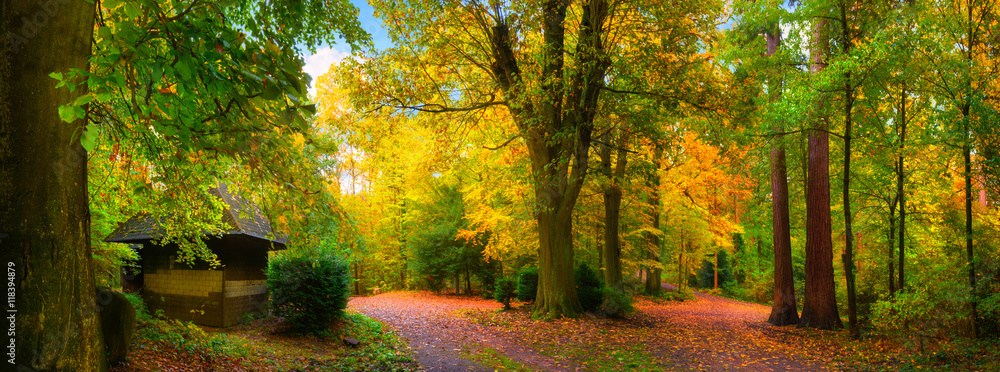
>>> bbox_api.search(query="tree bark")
[765,27,800,327]
[896,86,908,292]
[963,107,978,338]
[0,0,106,369]
[599,129,627,289]
[888,196,897,296]
[487,0,610,319]
[840,5,859,340]
[534,207,582,318]
[644,145,663,296]
[800,18,842,330]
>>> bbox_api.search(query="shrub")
[494,277,517,310]
[517,266,539,302]
[660,289,695,302]
[122,292,151,323]
[575,263,604,312]
[601,286,634,317]
[267,251,351,334]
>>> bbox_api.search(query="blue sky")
[301,0,391,98]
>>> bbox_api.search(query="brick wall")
[138,236,282,327]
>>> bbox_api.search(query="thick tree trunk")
[534,208,583,319]
[0,0,106,370]
[644,145,663,296]
[765,28,799,326]
[800,18,842,330]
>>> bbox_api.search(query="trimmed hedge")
[266,251,351,334]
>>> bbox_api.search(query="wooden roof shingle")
[103,184,286,245]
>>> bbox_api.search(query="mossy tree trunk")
[599,128,628,290]
[0,0,105,370]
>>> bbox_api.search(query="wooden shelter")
[105,185,285,327]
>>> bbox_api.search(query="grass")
[115,293,419,371]
[461,344,534,372]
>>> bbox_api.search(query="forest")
[2,0,999,370]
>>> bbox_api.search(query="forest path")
[350,289,840,371]
[644,283,834,371]
[349,292,561,371]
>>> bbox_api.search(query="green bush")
[267,251,351,334]
[494,277,517,310]
[601,286,634,317]
[575,263,604,312]
[122,292,151,323]
[660,289,695,302]
[517,266,539,302]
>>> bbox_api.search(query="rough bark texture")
[488,0,610,319]
[644,145,663,296]
[0,0,106,369]
[800,18,842,331]
[599,130,627,289]
[765,28,799,327]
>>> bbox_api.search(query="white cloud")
[302,47,351,98]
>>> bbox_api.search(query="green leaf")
[49,72,63,81]
[58,105,78,123]
[261,83,281,101]
[81,125,98,152]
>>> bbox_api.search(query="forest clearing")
[3,0,1000,370]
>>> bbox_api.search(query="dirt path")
[349,292,560,371]
[351,289,836,371]
[643,284,832,371]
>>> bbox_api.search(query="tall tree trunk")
[896,87,908,292]
[599,129,627,289]
[487,0,608,319]
[964,108,978,338]
[800,18,843,330]
[645,145,663,296]
[465,264,472,295]
[765,26,800,327]
[840,6,859,339]
[1,0,106,370]
[888,196,897,296]
[677,251,684,291]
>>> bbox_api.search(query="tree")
[1,0,104,369]
[599,126,629,289]
[345,0,722,318]
[800,15,842,330]
[764,25,800,327]
[2,0,367,368]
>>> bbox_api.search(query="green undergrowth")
[538,342,663,371]
[461,344,533,372]
[122,293,419,371]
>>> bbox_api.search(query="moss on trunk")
[0,0,105,369]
